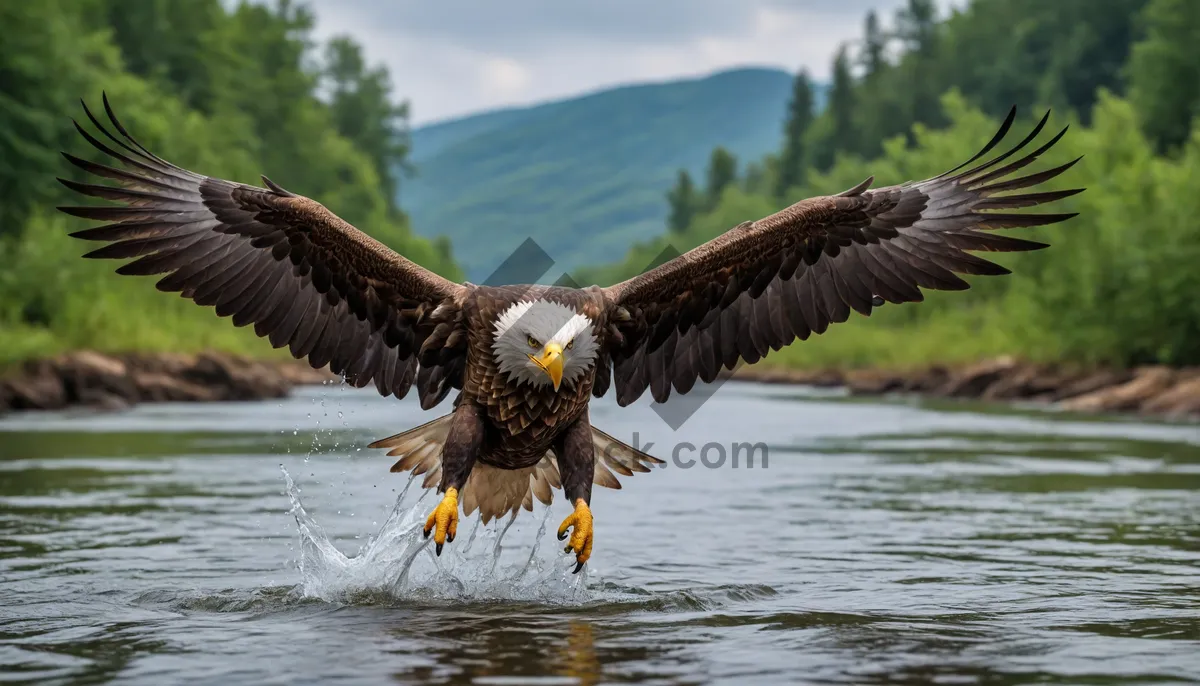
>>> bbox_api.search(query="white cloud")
[303,0,963,125]
[479,57,533,99]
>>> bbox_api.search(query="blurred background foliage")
[0,0,459,365]
[577,0,1200,370]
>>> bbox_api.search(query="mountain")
[403,67,819,282]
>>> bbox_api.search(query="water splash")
[281,466,592,604]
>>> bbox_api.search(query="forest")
[580,0,1200,370]
[0,0,459,366]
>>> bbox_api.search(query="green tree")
[896,0,938,57]
[0,0,460,364]
[895,0,943,132]
[937,0,1148,122]
[221,0,323,193]
[775,69,815,198]
[93,0,237,114]
[742,161,768,194]
[704,148,738,210]
[1127,0,1200,152]
[860,10,889,81]
[324,36,413,212]
[666,170,698,234]
[0,1,111,237]
[813,45,857,170]
[1037,0,1150,118]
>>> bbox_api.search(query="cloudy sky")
[305,0,961,126]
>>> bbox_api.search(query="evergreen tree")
[895,0,943,131]
[325,36,413,213]
[814,45,858,170]
[853,10,899,159]
[666,170,698,234]
[1128,0,1200,152]
[704,148,737,210]
[860,10,888,81]
[896,0,938,57]
[775,69,815,198]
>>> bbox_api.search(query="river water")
[1,381,1197,684]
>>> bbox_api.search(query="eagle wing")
[601,107,1083,406]
[57,95,469,407]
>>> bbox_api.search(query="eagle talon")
[423,487,459,556]
[557,499,593,570]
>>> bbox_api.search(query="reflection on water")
[1,382,1198,684]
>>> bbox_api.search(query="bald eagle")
[58,96,1080,572]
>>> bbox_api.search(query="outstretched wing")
[57,94,469,407]
[601,107,1082,406]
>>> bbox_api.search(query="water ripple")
[1,383,1198,684]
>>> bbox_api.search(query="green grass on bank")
[0,213,287,369]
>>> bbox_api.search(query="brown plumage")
[58,96,1082,571]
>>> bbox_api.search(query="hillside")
[405,68,819,281]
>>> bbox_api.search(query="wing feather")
[602,107,1083,405]
[58,94,470,399]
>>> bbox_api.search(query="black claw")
[447,532,454,543]
[572,561,585,575]
[557,529,569,541]
[564,543,573,554]
[423,527,431,539]
[435,542,444,556]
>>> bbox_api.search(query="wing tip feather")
[261,175,295,196]
[838,176,874,197]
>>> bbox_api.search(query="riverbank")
[0,351,336,413]
[736,356,1200,421]
[3,351,1199,422]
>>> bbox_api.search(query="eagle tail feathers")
[372,420,663,524]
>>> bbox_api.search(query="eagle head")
[491,299,598,391]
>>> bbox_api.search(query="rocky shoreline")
[0,351,337,414]
[736,356,1200,421]
[3,351,1198,422]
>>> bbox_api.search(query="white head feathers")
[491,299,599,389]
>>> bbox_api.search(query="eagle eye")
[565,339,574,350]
[527,335,541,349]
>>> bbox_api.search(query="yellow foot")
[423,487,459,555]
[557,499,594,574]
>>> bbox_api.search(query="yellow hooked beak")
[529,341,564,391]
